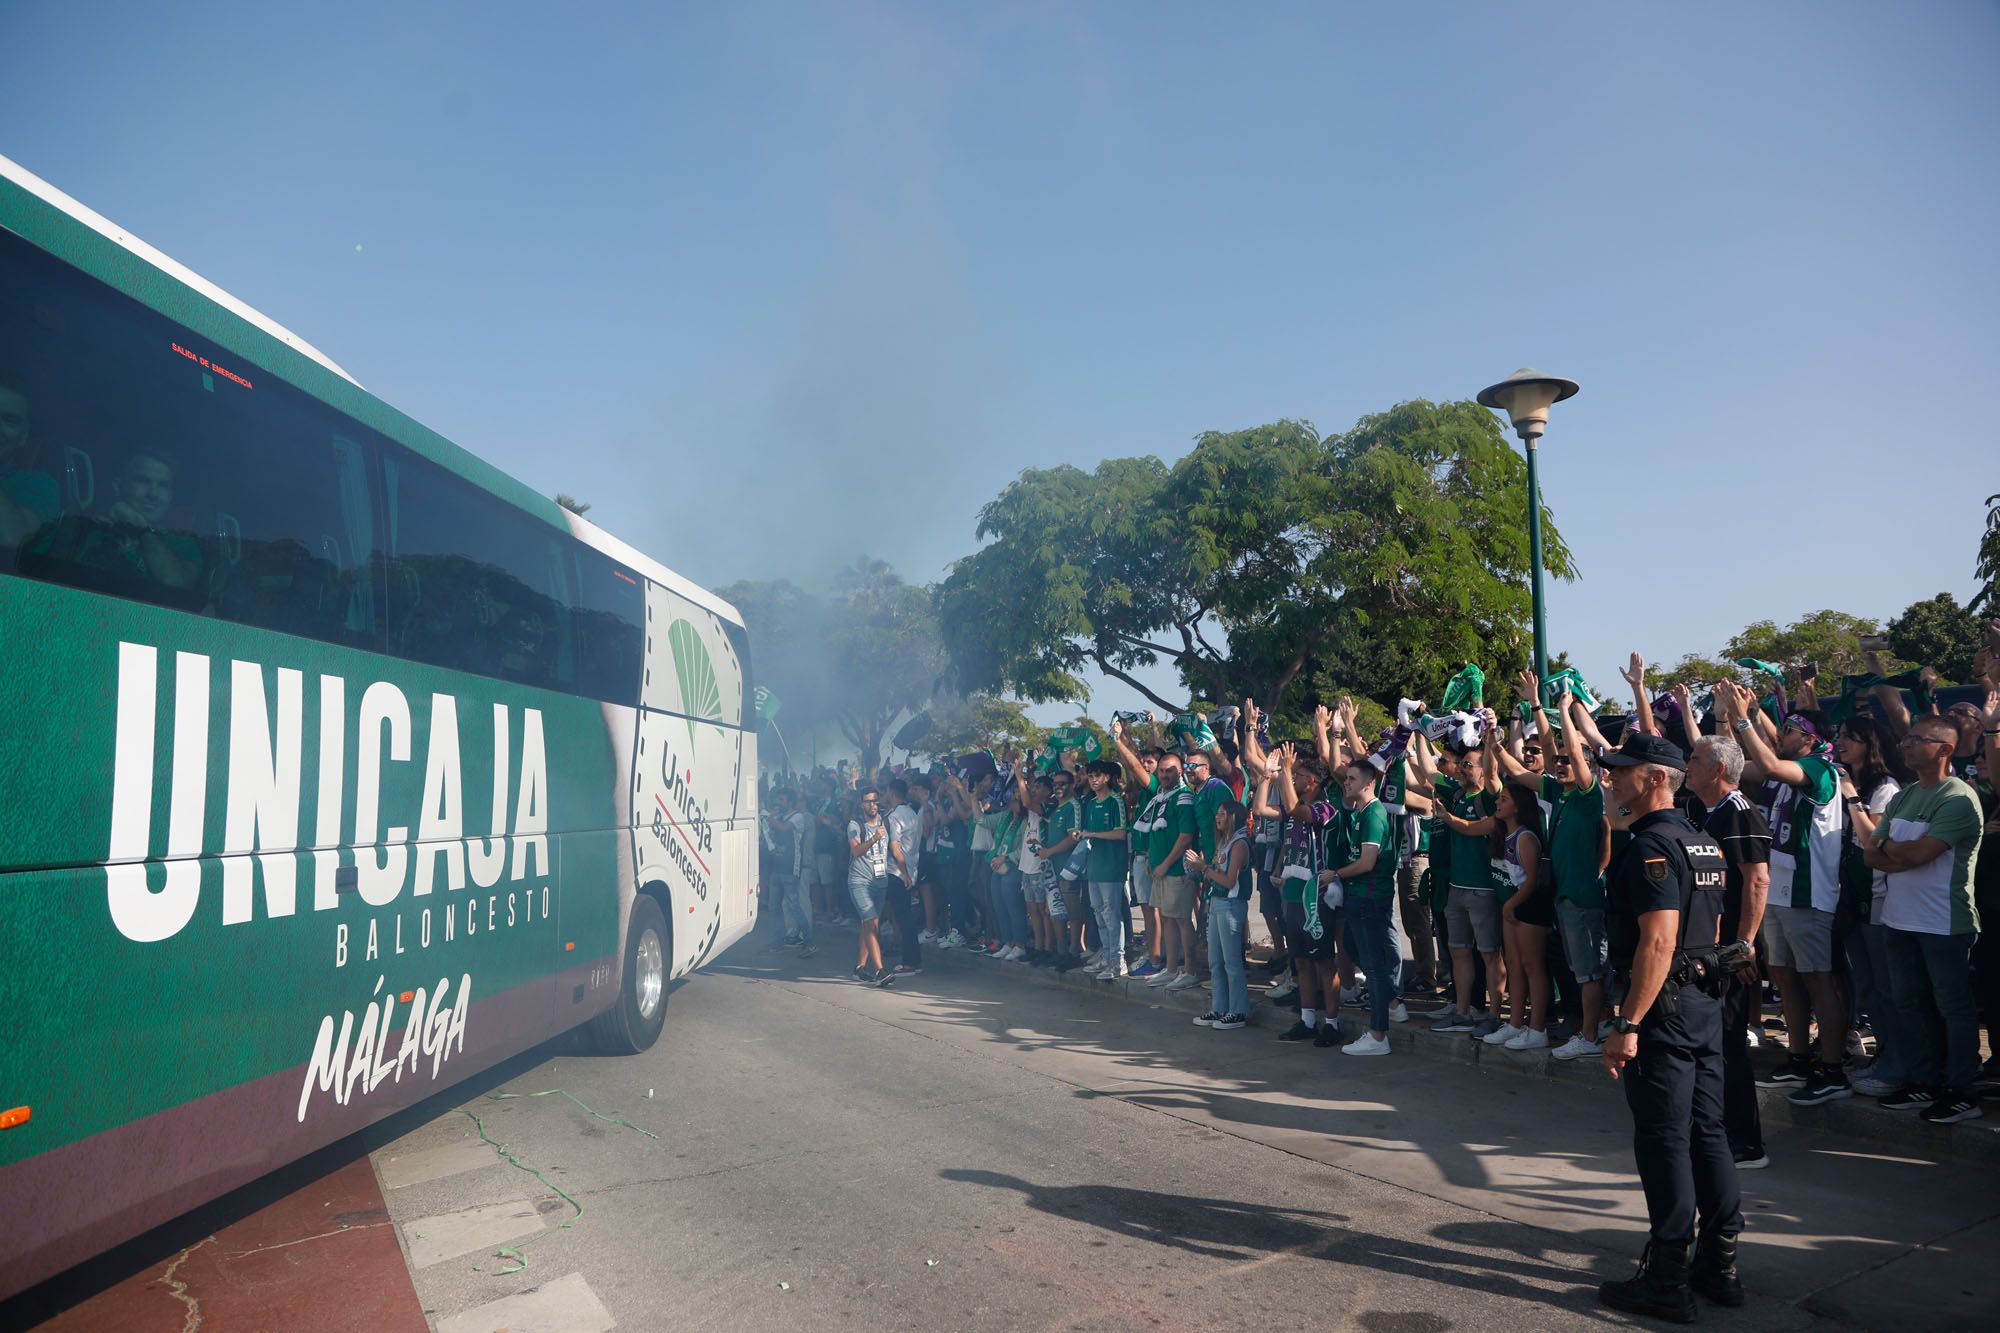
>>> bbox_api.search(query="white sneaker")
[1146,967,1177,986]
[1343,1032,1391,1057]
[1003,945,1026,961]
[1551,1034,1602,1061]
[935,933,958,950]
[1098,964,1127,982]
[1846,1030,1867,1061]
[1481,1023,1525,1046]
[918,929,937,944]
[1388,1002,1410,1024]
[1165,971,1199,991]
[1743,1025,1762,1048]
[1505,1027,1550,1051]
[1266,977,1298,999]
[1340,986,1364,1007]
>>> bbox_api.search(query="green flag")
[1440,664,1485,712]
[754,686,781,724]
[1048,725,1103,762]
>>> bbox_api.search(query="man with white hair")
[1687,734,1772,1168]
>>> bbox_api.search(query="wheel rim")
[636,928,665,1019]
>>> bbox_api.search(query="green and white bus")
[0,153,759,1298]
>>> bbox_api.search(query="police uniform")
[1600,733,1744,1320]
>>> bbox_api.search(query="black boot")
[1599,1241,1697,1324]
[1691,1231,1744,1307]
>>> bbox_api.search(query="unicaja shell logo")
[667,619,722,743]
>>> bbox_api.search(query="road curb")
[902,937,2000,1166]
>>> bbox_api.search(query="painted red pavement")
[22,1155,426,1332]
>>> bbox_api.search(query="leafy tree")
[922,693,1046,760]
[938,456,1191,709]
[1724,609,1880,680]
[717,557,943,775]
[938,402,1575,722]
[1645,655,1744,693]
[1887,591,1983,683]
[822,558,946,774]
[1973,493,2000,616]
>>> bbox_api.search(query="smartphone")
[1859,634,1888,652]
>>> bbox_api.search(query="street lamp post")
[1476,369,1580,697]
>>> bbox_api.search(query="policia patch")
[1643,857,1669,883]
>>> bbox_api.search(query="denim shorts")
[1556,898,1608,983]
[1129,853,1153,906]
[848,875,886,921]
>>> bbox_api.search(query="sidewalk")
[902,930,2000,1167]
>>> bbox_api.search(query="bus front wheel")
[587,894,670,1055]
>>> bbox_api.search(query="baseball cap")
[1598,732,1688,772]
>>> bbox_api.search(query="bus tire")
[587,894,670,1055]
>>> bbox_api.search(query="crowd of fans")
[761,642,2000,1145]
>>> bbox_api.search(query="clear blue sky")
[7,1,1996,718]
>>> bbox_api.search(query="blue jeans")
[1205,896,1250,1016]
[991,866,1029,946]
[1848,921,1906,1086]
[1346,893,1400,1034]
[773,871,813,945]
[1089,880,1126,971]
[1884,927,1979,1093]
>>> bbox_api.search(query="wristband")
[1731,719,1751,732]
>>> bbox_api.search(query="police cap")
[1599,732,1687,772]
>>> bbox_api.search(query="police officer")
[1597,733,1744,1323]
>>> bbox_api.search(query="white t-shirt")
[1018,810,1046,875]
[1862,777,1899,926]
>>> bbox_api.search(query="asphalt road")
[367,937,1886,1333]
[21,930,1999,1331]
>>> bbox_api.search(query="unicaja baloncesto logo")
[666,619,723,744]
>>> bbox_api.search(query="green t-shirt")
[1378,757,1429,856]
[1081,792,1128,882]
[1337,799,1401,902]
[1144,783,1195,877]
[1046,796,1079,848]
[1877,777,1984,936]
[1437,777,1497,891]
[1193,777,1231,860]
[1543,772,1606,908]
[1127,771,1157,838]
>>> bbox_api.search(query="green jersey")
[1045,795,1080,852]
[1770,751,1844,911]
[1436,777,1497,891]
[1378,756,1428,856]
[1542,772,1606,908]
[1336,799,1400,902]
[1193,777,1231,860]
[1081,792,1128,882]
[1140,782,1195,877]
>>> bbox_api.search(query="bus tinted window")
[1,227,380,644]
[382,451,575,692]
[573,545,643,706]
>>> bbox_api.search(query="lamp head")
[1477,368,1580,442]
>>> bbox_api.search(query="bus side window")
[572,547,642,706]
[382,450,575,694]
